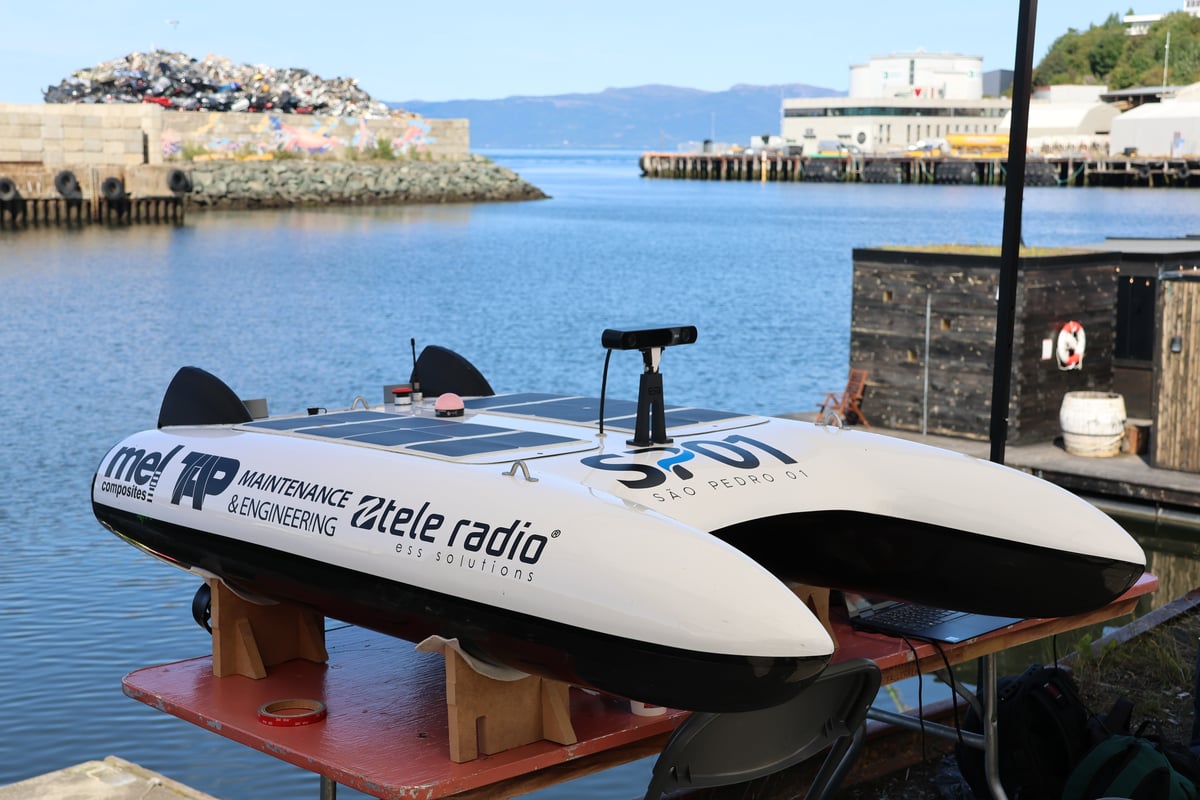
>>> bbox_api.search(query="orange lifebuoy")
[1056,320,1086,370]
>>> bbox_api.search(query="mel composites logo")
[99,443,185,503]
[581,433,807,502]
[98,444,239,509]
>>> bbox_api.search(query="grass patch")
[877,243,1092,258]
[344,140,402,161]
[177,142,209,162]
[1072,612,1197,730]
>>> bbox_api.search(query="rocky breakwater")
[185,156,546,209]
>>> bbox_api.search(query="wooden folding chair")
[817,368,871,427]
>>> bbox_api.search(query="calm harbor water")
[2,149,1199,798]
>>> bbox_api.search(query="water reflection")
[4,151,1200,799]
[198,205,478,231]
[1123,518,1200,614]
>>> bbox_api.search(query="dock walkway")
[641,151,1199,188]
[0,756,216,800]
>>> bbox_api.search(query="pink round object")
[434,392,465,417]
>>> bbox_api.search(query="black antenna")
[410,338,422,400]
[988,0,1038,466]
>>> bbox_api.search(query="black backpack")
[1062,734,1197,800]
[1061,696,1200,800]
[956,664,1093,800]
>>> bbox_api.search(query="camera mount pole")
[631,346,671,447]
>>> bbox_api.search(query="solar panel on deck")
[244,410,394,430]
[497,396,640,423]
[400,429,581,457]
[304,419,425,438]
[663,407,738,425]
[486,431,579,448]
[464,393,563,410]
[398,416,468,430]
[601,407,746,432]
[407,437,524,457]
[241,399,597,460]
[349,428,453,447]
[466,394,751,431]
[429,421,512,437]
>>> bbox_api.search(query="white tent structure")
[1110,83,1200,157]
[1000,101,1118,153]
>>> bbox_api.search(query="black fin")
[157,366,253,428]
[410,345,495,397]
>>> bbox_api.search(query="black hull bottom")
[94,503,827,713]
[715,511,1144,619]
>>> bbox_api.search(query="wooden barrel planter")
[1060,391,1126,457]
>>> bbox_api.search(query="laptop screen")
[842,591,901,619]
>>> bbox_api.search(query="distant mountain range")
[390,83,843,150]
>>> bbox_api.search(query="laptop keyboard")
[867,604,966,630]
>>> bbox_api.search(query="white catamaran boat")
[92,326,1145,712]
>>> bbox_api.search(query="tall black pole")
[989,0,1039,465]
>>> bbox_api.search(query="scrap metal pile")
[43,50,394,117]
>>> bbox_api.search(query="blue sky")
[0,2,1182,105]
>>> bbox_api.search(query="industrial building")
[1111,83,1200,156]
[782,55,1129,156]
[1005,85,1119,153]
[781,52,1011,153]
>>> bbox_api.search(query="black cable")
[933,640,967,748]
[599,348,613,436]
[902,636,928,759]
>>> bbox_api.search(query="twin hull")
[92,391,1145,712]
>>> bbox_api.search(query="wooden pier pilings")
[0,164,189,230]
[0,196,185,229]
[638,152,1200,188]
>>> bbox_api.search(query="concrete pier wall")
[1,105,537,227]
[0,104,468,167]
[161,112,467,161]
[0,104,160,166]
[1,158,545,229]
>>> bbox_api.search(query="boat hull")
[94,502,825,712]
[714,510,1143,618]
[92,366,1147,712]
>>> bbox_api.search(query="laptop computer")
[842,591,1023,644]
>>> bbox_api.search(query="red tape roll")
[257,698,327,727]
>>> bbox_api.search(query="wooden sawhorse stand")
[204,578,576,765]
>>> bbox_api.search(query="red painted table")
[832,573,1158,683]
[123,624,685,800]
[123,574,1157,800]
